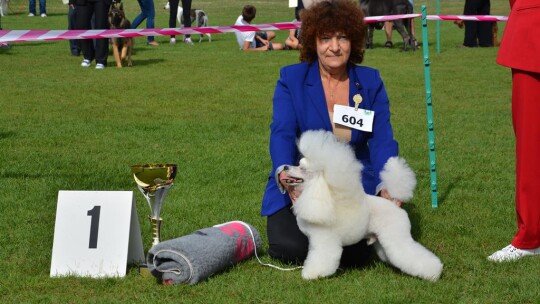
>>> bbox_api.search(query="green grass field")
[2,0,538,303]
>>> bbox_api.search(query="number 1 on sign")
[87,206,101,249]
[51,191,145,278]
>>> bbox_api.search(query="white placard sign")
[289,0,298,8]
[333,104,375,132]
[50,191,145,278]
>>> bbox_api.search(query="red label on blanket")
[218,223,254,262]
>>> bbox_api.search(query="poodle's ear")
[292,175,336,225]
[380,157,417,202]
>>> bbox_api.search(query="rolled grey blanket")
[147,220,262,285]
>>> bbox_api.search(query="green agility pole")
[421,5,438,208]
[436,0,441,53]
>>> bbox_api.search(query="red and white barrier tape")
[0,23,300,43]
[0,15,508,43]
[365,13,420,22]
[427,15,508,22]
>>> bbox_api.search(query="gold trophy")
[131,163,177,246]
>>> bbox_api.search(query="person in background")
[461,0,493,47]
[71,0,111,69]
[234,5,283,51]
[28,0,46,17]
[168,0,193,45]
[132,0,159,46]
[285,7,302,50]
[382,0,417,48]
[487,0,540,262]
[67,1,81,56]
[262,0,401,265]
[383,21,393,48]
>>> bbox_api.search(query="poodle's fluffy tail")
[380,157,416,202]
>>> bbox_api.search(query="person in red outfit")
[488,0,540,262]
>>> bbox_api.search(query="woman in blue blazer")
[262,0,402,265]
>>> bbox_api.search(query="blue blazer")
[261,61,399,216]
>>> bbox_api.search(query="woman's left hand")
[379,189,403,207]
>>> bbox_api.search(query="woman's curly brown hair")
[299,0,367,64]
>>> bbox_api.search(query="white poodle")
[284,130,443,281]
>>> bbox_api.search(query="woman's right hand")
[379,188,403,208]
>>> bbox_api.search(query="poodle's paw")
[301,257,339,280]
[301,265,337,280]
[416,257,443,282]
[400,251,443,281]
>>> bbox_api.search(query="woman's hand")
[278,171,302,203]
[379,189,403,207]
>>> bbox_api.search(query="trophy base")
[138,263,152,277]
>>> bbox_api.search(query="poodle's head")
[285,130,365,224]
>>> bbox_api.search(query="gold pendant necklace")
[328,78,341,104]
[323,72,347,105]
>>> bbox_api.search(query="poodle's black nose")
[283,165,289,171]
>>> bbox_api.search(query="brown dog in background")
[108,1,133,68]
[492,22,499,47]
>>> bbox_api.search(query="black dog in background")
[360,0,416,51]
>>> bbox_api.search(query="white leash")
[214,221,303,272]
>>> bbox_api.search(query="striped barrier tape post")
[0,14,507,43]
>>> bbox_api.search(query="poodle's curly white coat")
[288,130,443,281]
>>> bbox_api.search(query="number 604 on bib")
[333,104,374,132]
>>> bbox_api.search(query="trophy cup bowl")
[131,163,177,247]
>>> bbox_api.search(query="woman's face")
[316,32,351,72]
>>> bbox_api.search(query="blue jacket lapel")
[305,62,333,131]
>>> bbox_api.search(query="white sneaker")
[40,13,47,17]
[170,38,176,45]
[81,59,91,67]
[28,13,35,17]
[95,63,105,70]
[487,244,540,262]
[184,37,193,46]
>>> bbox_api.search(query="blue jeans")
[131,0,156,43]
[29,0,46,15]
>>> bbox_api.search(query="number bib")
[333,104,375,132]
